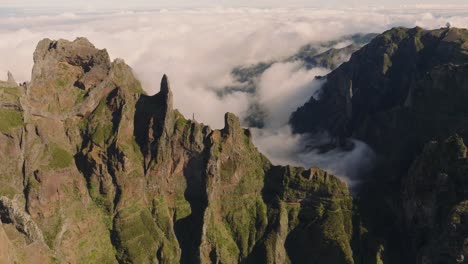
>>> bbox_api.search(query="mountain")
[1,27,467,264]
[290,27,468,263]
[0,38,355,263]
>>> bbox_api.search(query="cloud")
[0,7,467,184]
[256,62,328,129]
[251,127,375,187]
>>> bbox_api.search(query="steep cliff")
[0,38,355,263]
[290,27,468,263]
[403,135,468,263]
[291,27,468,163]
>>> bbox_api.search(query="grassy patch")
[48,144,73,169]
[0,184,18,199]
[44,213,63,248]
[0,87,21,98]
[0,109,23,133]
[92,122,113,146]
[175,198,192,221]
[89,100,114,147]
[56,78,68,88]
[72,88,87,104]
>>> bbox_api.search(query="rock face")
[290,27,468,263]
[403,135,468,263]
[0,38,355,263]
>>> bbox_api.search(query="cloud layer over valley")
[1,6,468,183]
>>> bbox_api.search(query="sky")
[1,2,467,185]
[1,0,468,10]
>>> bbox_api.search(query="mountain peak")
[0,71,18,88]
[7,71,15,84]
[223,112,242,136]
[32,37,111,90]
[27,37,143,115]
[160,74,171,94]
[158,74,173,112]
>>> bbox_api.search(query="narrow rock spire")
[7,71,16,84]
[223,112,242,137]
[159,74,174,113]
[160,74,170,94]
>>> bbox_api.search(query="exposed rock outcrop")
[402,135,468,263]
[0,196,44,242]
[0,71,18,88]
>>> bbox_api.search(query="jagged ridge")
[0,38,355,264]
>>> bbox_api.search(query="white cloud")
[257,62,328,129]
[251,127,375,187]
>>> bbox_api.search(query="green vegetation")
[0,184,18,199]
[414,34,424,52]
[59,63,69,70]
[0,109,23,133]
[92,122,113,146]
[113,199,180,264]
[89,100,114,146]
[224,197,268,257]
[114,205,158,263]
[382,53,392,74]
[48,144,73,169]
[174,198,191,221]
[43,211,63,248]
[55,77,69,88]
[72,87,87,104]
[205,217,240,263]
[0,87,22,100]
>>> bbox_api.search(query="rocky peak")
[27,38,143,116]
[159,73,173,110]
[160,74,170,94]
[31,37,111,90]
[222,112,242,135]
[0,71,18,88]
[6,72,15,85]
[134,75,176,172]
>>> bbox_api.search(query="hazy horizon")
[2,0,468,11]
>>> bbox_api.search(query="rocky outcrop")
[0,37,355,263]
[402,135,468,263]
[0,196,44,242]
[0,71,18,88]
[30,38,112,115]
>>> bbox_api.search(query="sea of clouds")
[1,6,468,185]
